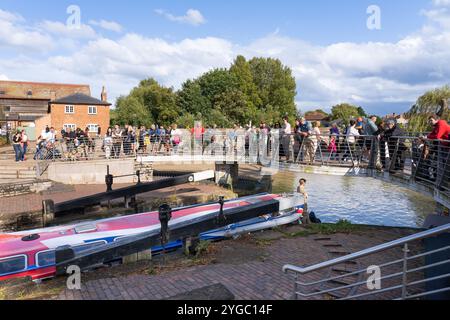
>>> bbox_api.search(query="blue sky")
[0,0,449,115]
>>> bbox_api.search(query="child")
[328,134,338,161]
[297,178,309,204]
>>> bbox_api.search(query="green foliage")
[331,103,361,126]
[406,85,450,133]
[0,136,7,147]
[113,95,153,127]
[356,106,368,118]
[114,57,298,127]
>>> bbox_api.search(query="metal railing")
[282,223,450,300]
[33,131,450,192]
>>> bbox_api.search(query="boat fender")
[309,212,322,224]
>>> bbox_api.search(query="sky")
[0,0,449,115]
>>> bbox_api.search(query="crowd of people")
[11,115,450,182]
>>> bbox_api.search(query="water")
[271,172,436,228]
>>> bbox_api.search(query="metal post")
[136,170,141,185]
[401,243,410,299]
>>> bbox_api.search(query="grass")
[195,240,213,257]
[278,220,362,238]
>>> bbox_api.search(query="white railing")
[283,223,450,300]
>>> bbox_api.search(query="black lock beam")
[55,199,279,275]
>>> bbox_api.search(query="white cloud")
[0,74,8,80]
[39,20,98,39]
[155,9,206,26]
[0,1,449,115]
[89,20,123,33]
[0,9,53,51]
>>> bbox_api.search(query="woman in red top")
[427,115,450,190]
[428,115,450,141]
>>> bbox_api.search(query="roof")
[0,80,91,100]
[305,112,329,121]
[51,93,111,106]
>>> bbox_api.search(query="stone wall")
[47,159,136,185]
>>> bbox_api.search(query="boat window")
[74,223,97,234]
[36,251,56,267]
[0,256,26,275]
[72,241,107,254]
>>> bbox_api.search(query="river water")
[270,172,436,228]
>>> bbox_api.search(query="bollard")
[216,196,226,224]
[105,165,114,192]
[42,199,55,227]
[159,204,172,246]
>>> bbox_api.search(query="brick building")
[0,80,111,140]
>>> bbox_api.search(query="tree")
[331,103,361,126]
[357,106,368,118]
[213,89,255,126]
[176,79,209,116]
[113,95,153,127]
[406,85,450,133]
[249,57,297,123]
[128,78,180,127]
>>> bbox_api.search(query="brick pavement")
[57,227,422,300]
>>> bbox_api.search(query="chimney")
[101,86,107,102]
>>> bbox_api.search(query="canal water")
[270,172,436,228]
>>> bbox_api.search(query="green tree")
[113,95,153,127]
[249,57,297,123]
[331,103,361,126]
[176,79,210,116]
[213,89,255,126]
[357,106,368,118]
[130,78,180,126]
[406,85,450,133]
[197,68,239,106]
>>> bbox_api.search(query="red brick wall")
[50,103,110,135]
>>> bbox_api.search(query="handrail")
[283,223,450,275]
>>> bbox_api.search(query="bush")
[0,137,7,147]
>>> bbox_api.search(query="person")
[171,124,182,154]
[21,130,28,161]
[342,120,360,162]
[297,178,309,204]
[328,134,338,161]
[282,117,292,161]
[384,120,406,172]
[295,117,312,161]
[103,127,113,159]
[112,125,123,158]
[304,121,321,164]
[12,130,23,162]
[330,123,340,136]
[427,115,450,189]
[138,126,147,154]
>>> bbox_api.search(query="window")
[36,251,55,268]
[0,255,27,276]
[72,241,107,255]
[65,105,74,114]
[63,124,76,131]
[88,106,97,115]
[87,124,99,133]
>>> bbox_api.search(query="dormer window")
[27,90,33,97]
